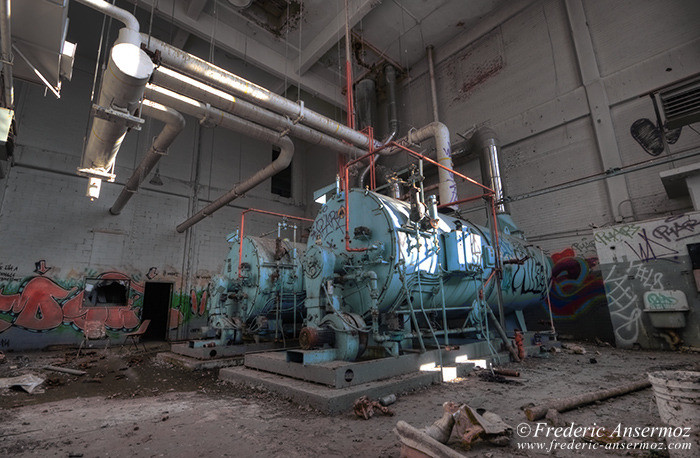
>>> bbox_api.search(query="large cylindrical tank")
[306,189,550,318]
[211,235,305,325]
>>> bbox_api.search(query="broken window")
[83,278,130,307]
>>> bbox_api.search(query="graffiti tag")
[623,229,679,263]
[651,216,700,243]
[594,224,640,246]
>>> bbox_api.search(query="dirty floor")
[0,342,697,457]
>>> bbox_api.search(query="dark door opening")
[141,282,173,341]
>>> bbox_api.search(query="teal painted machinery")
[208,234,305,343]
[298,188,551,361]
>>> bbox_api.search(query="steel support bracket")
[91,104,144,131]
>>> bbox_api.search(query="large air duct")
[143,85,294,233]
[150,67,365,158]
[109,101,185,215]
[76,0,153,200]
[140,35,379,152]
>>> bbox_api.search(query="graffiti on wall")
[548,248,607,318]
[0,267,142,334]
[630,118,681,157]
[603,260,664,346]
[595,213,700,264]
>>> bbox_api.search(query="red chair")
[122,319,151,352]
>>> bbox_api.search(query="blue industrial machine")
[207,233,306,345]
[297,187,551,361]
[202,180,550,364]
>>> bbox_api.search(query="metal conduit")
[109,100,185,215]
[151,67,365,158]
[143,85,294,233]
[140,35,379,151]
[0,0,13,108]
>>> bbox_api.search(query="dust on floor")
[0,342,697,457]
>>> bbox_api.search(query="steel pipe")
[109,100,185,215]
[75,0,140,45]
[0,0,13,108]
[426,45,440,123]
[140,35,378,151]
[143,85,294,233]
[151,67,365,158]
[473,127,507,213]
[406,122,457,208]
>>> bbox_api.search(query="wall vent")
[657,76,700,129]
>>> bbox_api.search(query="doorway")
[141,282,173,341]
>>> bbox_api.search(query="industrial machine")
[206,224,306,346]
[297,185,550,362]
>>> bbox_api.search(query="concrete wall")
[0,20,333,350]
[386,0,700,339]
[594,212,700,349]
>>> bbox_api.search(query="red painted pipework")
[237,208,314,277]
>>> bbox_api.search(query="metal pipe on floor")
[110,100,185,215]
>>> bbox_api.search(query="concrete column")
[565,0,631,222]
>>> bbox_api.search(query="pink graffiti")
[0,272,143,333]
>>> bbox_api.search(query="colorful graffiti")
[548,248,607,318]
[0,269,143,334]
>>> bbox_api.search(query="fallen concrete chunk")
[0,374,45,393]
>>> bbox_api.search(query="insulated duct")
[140,35,379,151]
[76,0,153,199]
[143,85,295,233]
[472,127,507,214]
[150,67,365,158]
[355,78,376,130]
[405,122,457,208]
[109,100,185,215]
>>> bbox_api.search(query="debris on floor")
[0,374,45,393]
[477,371,523,385]
[353,395,395,420]
[453,405,512,448]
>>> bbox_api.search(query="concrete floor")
[0,342,697,457]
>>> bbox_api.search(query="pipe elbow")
[275,137,295,169]
[471,127,499,149]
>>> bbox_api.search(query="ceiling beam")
[125,0,345,108]
[296,0,378,76]
[186,0,208,19]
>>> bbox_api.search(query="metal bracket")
[91,104,144,130]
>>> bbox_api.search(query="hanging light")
[149,166,164,186]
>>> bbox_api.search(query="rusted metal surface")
[353,395,394,420]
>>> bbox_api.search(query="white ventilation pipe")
[140,35,379,151]
[151,67,365,158]
[75,0,153,199]
[0,0,13,108]
[110,100,186,215]
[75,0,140,45]
[404,122,457,208]
[143,85,295,233]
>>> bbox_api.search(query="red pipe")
[237,208,314,277]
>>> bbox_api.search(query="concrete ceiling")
[83,0,509,109]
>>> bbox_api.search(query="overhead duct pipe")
[402,122,457,208]
[143,85,295,233]
[150,67,365,158]
[140,35,379,151]
[0,0,13,108]
[472,127,507,214]
[426,45,440,123]
[355,78,376,130]
[76,0,154,200]
[358,64,399,195]
[109,100,185,215]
